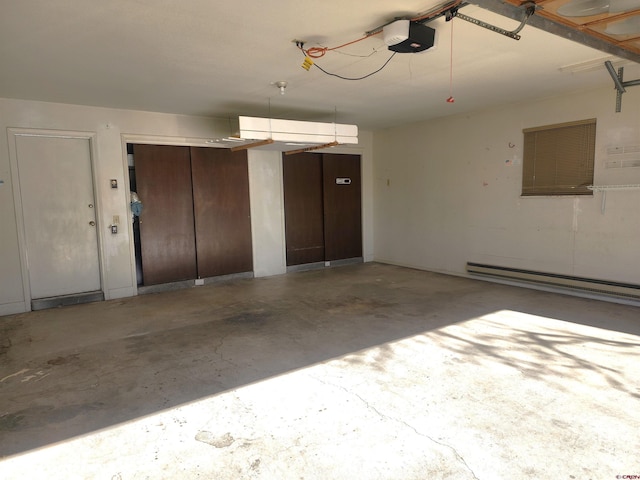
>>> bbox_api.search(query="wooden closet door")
[134,144,197,285]
[283,153,325,266]
[190,147,253,277]
[322,154,362,261]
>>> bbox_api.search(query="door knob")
[89,221,96,226]
[88,204,94,208]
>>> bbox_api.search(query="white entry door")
[16,134,102,300]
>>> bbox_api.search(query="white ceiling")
[1,0,638,130]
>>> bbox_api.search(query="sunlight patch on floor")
[2,309,638,479]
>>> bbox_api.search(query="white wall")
[0,98,373,315]
[247,132,375,277]
[248,150,287,277]
[373,86,640,285]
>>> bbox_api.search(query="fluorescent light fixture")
[557,0,608,17]
[557,0,637,17]
[559,56,627,73]
[605,15,640,35]
[609,0,639,13]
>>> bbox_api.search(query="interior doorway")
[11,131,103,310]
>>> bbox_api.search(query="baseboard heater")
[466,262,640,300]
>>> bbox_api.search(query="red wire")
[303,31,381,58]
[449,16,454,98]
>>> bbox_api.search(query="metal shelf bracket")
[587,184,640,214]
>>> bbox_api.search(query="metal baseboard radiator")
[466,262,640,300]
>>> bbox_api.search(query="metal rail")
[454,3,536,41]
[587,184,640,214]
[605,61,640,113]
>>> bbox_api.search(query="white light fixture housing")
[605,15,640,35]
[559,55,627,73]
[557,0,637,17]
[383,19,411,46]
[610,0,639,13]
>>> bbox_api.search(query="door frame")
[8,128,106,311]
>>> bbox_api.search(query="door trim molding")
[7,128,105,311]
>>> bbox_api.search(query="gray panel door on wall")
[190,147,253,277]
[134,144,197,285]
[322,154,362,261]
[15,134,102,299]
[283,152,325,266]
[282,152,361,266]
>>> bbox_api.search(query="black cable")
[300,46,397,81]
[313,52,396,80]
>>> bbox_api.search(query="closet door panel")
[190,147,253,277]
[283,153,325,266]
[134,144,197,285]
[322,154,362,261]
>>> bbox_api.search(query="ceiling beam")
[466,0,640,64]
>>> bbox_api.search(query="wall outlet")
[195,278,205,286]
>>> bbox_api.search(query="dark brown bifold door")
[134,144,197,285]
[322,154,362,261]
[282,152,325,266]
[190,147,253,277]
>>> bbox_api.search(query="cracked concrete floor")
[1,263,639,479]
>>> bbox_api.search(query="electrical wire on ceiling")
[296,40,397,80]
[301,32,382,59]
[302,49,397,81]
[294,0,465,81]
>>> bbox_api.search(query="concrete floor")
[1,263,639,479]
